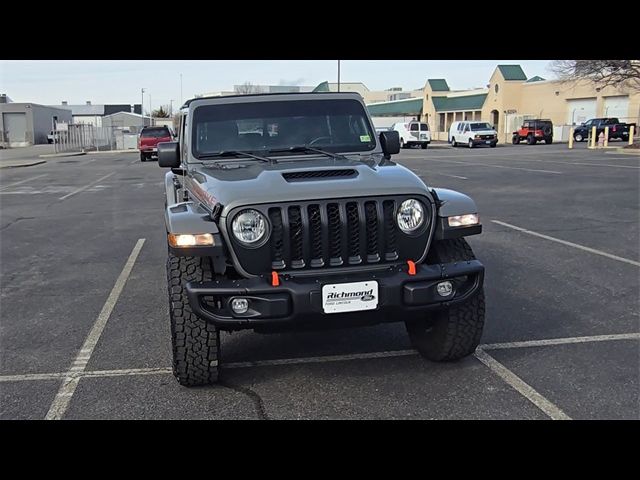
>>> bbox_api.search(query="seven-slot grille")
[226,196,431,275]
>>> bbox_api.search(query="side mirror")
[158,141,180,168]
[379,130,400,158]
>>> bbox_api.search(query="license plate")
[151,148,158,152]
[322,281,378,314]
[485,140,491,144]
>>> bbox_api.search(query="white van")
[390,121,431,149]
[449,121,498,148]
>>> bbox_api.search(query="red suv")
[512,119,553,145]
[138,126,173,162]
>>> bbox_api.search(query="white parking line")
[420,171,468,180]
[421,157,562,174]
[0,372,68,382]
[492,220,640,267]
[0,174,48,191]
[44,238,145,420]
[58,172,115,200]
[474,349,571,420]
[482,332,640,350]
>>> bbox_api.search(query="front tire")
[490,142,497,148]
[574,133,584,142]
[400,139,406,149]
[526,134,536,145]
[405,238,485,362]
[451,137,457,147]
[512,135,520,144]
[421,143,428,149]
[468,139,474,148]
[545,137,553,144]
[140,152,146,162]
[167,254,221,386]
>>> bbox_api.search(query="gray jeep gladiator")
[158,92,485,386]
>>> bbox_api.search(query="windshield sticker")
[360,135,371,142]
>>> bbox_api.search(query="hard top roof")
[180,91,361,109]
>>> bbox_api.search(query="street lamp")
[141,88,146,130]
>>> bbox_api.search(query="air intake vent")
[282,169,357,182]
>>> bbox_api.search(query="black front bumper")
[186,260,484,330]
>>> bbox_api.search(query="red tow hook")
[271,271,280,287]
[407,260,416,276]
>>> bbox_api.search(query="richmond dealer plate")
[321,281,379,314]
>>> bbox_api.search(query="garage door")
[3,112,28,147]
[567,98,597,125]
[603,96,629,121]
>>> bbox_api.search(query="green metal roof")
[431,94,487,112]
[497,65,527,81]
[427,79,450,91]
[525,75,546,83]
[366,98,423,116]
[312,81,330,92]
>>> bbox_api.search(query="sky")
[1,60,554,112]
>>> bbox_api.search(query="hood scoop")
[282,169,357,182]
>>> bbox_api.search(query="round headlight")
[232,209,268,245]
[397,199,425,233]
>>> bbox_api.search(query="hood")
[187,154,431,215]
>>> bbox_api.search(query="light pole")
[141,88,146,130]
[170,99,174,116]
[337,60,341,92]
[180,73,183,106]
[149,94,152,126]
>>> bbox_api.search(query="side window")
[463,123,470,133]
[420,123,429,131]
[458,123,464,133]
[409,123,419,131]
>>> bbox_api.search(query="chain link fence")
[52,124,140,153]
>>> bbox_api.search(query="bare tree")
[234,82,264,95]
[550,60,640,89]
[152,105,171,118]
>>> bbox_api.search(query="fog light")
[436,281,453,297]
[231,298,249,314]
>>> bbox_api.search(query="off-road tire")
[405,238,485,362]
[512,135,519,144]
[451,137,457,147]
[545,137,553,144]
[526,134,536,145]
[140,152,146,162]
[167,254,221,386]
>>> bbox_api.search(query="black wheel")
[468,138,474,148]
[451,137,457,147]
[512,135,519,145]
[405,238,485,362]
[140,152,146,162]
[574,133,584,142]
[542,125,553,137]
[167,254,221,386]
[526,134,536,145]
[421,143,428,149]
[400,138,406,149]
[490,142,497,148]
[545,137,553,144]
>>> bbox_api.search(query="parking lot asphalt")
[1,142,638,420]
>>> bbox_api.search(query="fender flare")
[430,188,482,240]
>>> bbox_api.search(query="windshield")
[470,123,493,131]
[141,127,171,138]
[191,99,376,159]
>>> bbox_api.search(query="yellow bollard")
[589,126,597,149]
[568,128,574,149]
[604,126,609,147]
[630,125,635,145]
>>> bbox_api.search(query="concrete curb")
[89,149,139,154]
[0,160,47,169]
[39,151,86,158]
[612,148,640,155]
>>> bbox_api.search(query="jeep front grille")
[228,196,431,276]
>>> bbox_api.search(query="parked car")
[157,92,485,386]
[512,119,553,145]
[47,131,59,144]
[391,121,431,149]
[449,121,498,148]
[572,118,636,142]
[138,126,173,161]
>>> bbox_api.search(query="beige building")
[368,65,640,143]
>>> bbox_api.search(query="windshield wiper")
[267,145,347,161]
[198,150,273,163]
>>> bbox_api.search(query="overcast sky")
[1,60,554,111]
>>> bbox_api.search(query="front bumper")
[472,138,497,145]
[186,260,484,329]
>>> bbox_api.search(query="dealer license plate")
[485,140,491,144]
[322,281,378,314]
